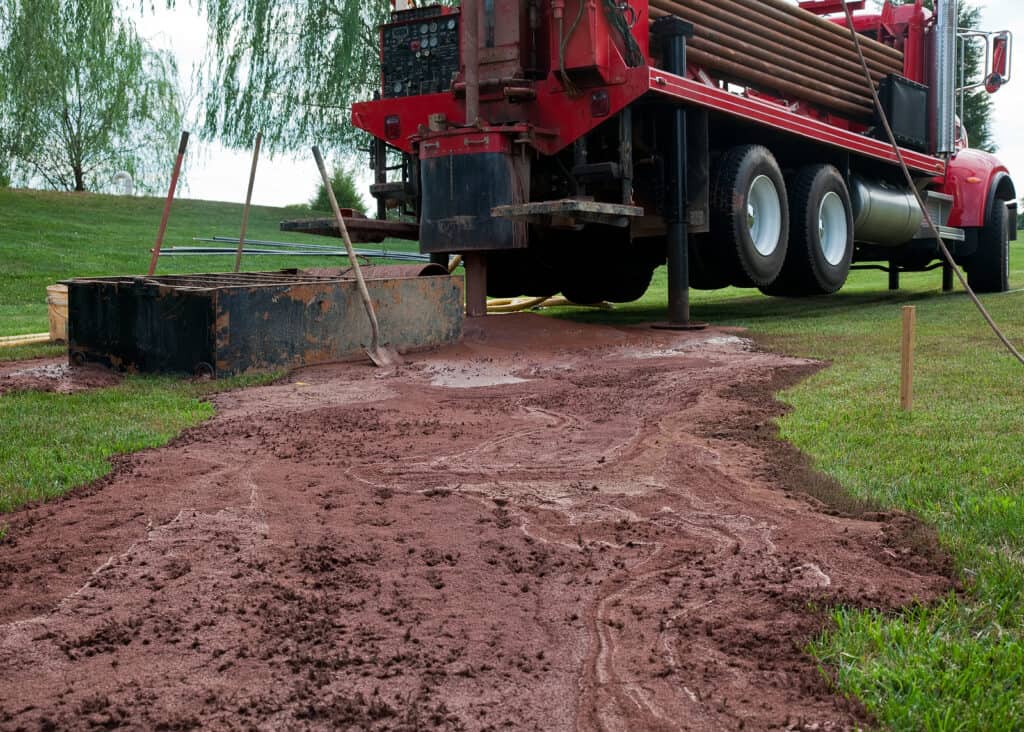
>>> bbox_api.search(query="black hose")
[559,0,586,96]
[603,0,645,67]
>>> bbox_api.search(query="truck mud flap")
[419,151,528,253]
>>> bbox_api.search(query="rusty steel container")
[64,269,464,376]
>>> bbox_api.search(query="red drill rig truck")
[349,0,1015,319]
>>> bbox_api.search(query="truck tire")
[763,165,853,297]
[554,228,660,304]
[560,248,660,303]
[710,145,789,288]
[486,249,560,299]
[965,197,1010,293]
[689,234,734,290]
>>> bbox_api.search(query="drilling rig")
[345,0,1015,319]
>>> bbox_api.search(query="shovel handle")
[312,146,383,351]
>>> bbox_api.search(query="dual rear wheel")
[763,164,854,296]
[693,145,854,296]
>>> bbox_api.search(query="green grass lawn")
[0,186,417,340]
[2,187,1023,727]
[0,372,276,513]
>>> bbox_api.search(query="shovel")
[312,146,401,368]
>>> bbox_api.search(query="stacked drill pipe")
[648,0,904,120]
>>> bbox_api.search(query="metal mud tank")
[64,266,463,377]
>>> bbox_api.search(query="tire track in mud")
[0,315,952,730]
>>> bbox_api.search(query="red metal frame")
[799,0,865,15]
[417,126,518,158]
[353,65,946,176]
[647,69,946,176]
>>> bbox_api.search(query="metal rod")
[737,0,903,64]
[675,11,884,99]
[234,131,263,273]
[684,46,872,118]
[651,0,902,74]
[162,248,429,261]
[212,237,361,251]
[463,0,480,125]
[647,0,885,86]
[686,35,875,110]
[147,131,189,276]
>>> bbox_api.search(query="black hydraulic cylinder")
[652,17,696,327]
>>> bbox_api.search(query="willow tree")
[0,0,181,192]
[187,0,394,153]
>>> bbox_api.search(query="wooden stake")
[900,305,916,412]
[234,131,263,273]
[147,131,190,276]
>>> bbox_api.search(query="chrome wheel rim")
[746,175,782,257]
[818,191,847,266]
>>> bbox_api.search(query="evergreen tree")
[309,165,368,215]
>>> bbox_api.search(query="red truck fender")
[942,148,1016,229]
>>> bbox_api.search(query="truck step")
[914,223,966,242]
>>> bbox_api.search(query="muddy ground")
[0,315,951,730]
[0,360,121,396]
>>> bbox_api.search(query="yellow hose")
[486,295,614,313]
[0,333,53,348]
[487,296,550,313]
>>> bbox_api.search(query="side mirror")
[986,33,1011,94]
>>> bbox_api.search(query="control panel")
[381,6,460,99]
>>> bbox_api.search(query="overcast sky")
[134,1,1023,208]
